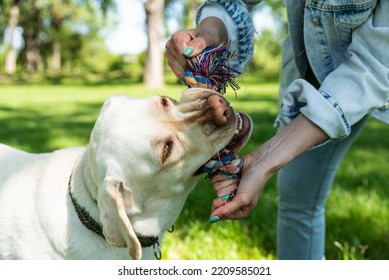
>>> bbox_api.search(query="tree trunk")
[5,4,20,75]
[143,0,165,88]
[23,0,41,73]
[52,41,62,72]
[25,36,40,72]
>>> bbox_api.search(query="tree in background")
[0,0,284,82]
[142,0,201,88]
[0,0,115,75]
[20,0,43,72]
[249,0,286,78]
[42,1,73,72]
[3,0,20,74]
[40,0,115,73]
[143,0,165,88]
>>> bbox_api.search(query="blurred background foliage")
[0,0,284,85]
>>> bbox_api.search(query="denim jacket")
[197,0,389,140]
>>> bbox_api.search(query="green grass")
[0,78,388,260]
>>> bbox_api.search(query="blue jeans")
[276,116,369,260]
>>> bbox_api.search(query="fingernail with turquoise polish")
[183,46,194,56]
[220,194,230,201]
[209,216,220,224]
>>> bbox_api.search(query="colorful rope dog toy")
[201,148,243,180]
[182,44,243,204]
[182,44,240,94]
[201,149,242,202]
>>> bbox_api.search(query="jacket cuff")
[196,0,254,73]
[277,79,351,140]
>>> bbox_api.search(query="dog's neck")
[69,149,161,251]
[70,151,102,225]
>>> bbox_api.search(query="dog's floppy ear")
[98,179,142,260]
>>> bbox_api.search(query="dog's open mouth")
[194,112,252,176]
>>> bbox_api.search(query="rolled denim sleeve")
[281,0,389,140]
[278,79,352,139]
[317,0,389,139]
[196,0,256,73]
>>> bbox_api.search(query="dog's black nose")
[207,94,232,127]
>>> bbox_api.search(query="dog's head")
[87,88,252,259]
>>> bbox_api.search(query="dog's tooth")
[236,113,243,131]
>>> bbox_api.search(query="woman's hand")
[165,17,228,78]
[209,114,329,222]
[209,147,273,222]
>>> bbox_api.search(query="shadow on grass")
[0,102,101,152]
[324,118,389,259]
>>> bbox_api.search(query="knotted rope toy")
[182,43,243,204]
[201,148,242,202]
[181,43,240,94]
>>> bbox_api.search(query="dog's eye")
[162,141,173,163]
[161,97,169,107]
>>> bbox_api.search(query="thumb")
[183,37,209,58]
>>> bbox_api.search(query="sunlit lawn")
[0,76,388,259]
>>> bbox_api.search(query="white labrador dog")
[0,88,252,260]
